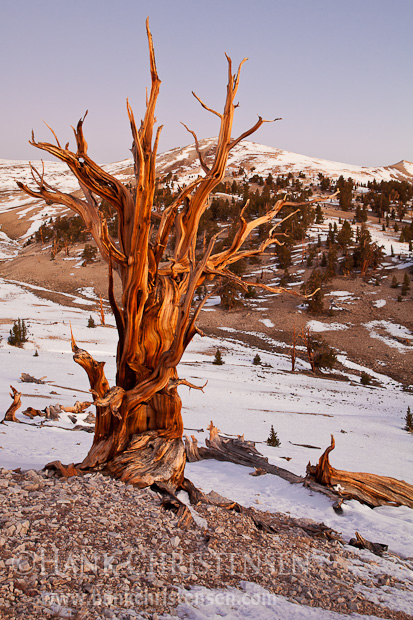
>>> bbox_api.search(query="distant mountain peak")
[155,139,413,184]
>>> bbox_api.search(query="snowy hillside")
[155,139,413,185]
[1,139,412,217]
[0,278,412,619]
[0,138,413,619]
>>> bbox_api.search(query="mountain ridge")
[1,139,412,203]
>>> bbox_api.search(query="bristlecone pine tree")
[17,21,327,491]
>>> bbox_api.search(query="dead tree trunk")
[2,386,22,423]
[18,20,331,491]
[98,296,106,326]
[306,435,413,508]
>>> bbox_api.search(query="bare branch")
[43,121,62,149]
[229,116,281,151]
[232,57,248,97]
[192,91,222,119]
[167,378,208,392]
[181,123,210,174]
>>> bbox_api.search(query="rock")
[22,483,39,492]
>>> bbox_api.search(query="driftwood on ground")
[349,531,388,556]
[22,407,43,419]
[306,435,413,509]
[20,373,46,384]
[185,423,413,511]
[23,402,93,422]
[61,401,92,414]
[185,421,302,484]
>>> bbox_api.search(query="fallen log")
[349,531,388,556]
[289,441,321,449]
[43,404,62,421]
[306,435,413,509]
[2,386,22,423]
[185,423,413,509]
[184,422,302,484]
[20,373,46,384]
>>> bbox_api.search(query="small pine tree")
[266,425,281,447]
[390,275,399,288]
[401,273,410,296]
[253,353,261,366]
[8,319,29,347]
[34,349,39,357]
[244,285,257,299]
[405,407,413,432]
[315,204,324,224]
[360,372,372,386]
[280,269,292,287]
[82,244,98,266]
[87,315,96,328]
[212,349,224,365]
[313,340,337,370]
[302,269,325,314]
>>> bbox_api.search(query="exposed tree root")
[180,477,341,541]
[105,432,185,492]
[46,461,80,478]
[45,431,185,493]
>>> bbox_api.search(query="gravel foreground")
[0,467,412,620]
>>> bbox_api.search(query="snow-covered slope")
[1,140,412,215]
[155,139,413,185]
[0,140,411,250]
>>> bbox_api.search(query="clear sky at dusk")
[1,0,412,167]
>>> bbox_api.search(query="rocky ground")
[0,467,412,620]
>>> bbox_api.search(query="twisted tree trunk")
[18,20,329,491]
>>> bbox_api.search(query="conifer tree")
[87,316,96,328]
[325,245,338,279]
[337,220,353,250]
[213,349,224,365]
[8,319,29,347]
[302,270,324,314]
[401,273,410,296]
[405,407,413,432]
[266,425,281,447]
[315,204,324,224]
